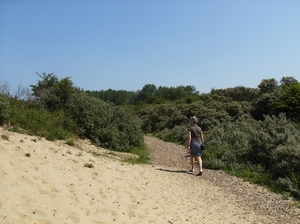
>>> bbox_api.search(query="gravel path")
[145,135,300,223]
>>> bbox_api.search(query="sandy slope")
[0,128,299,224]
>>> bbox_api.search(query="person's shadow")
[156,168,190,174]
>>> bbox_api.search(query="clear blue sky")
[1,0,299,93]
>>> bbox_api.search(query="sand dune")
[1,128,299,224]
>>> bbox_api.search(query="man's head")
[190,116,198,124]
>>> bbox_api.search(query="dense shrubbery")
[65,92,143,151]
[1,75,299,199]
[0,95,77,140]
[0,95,10,124]
[203,114,300,197]
[0,74,144,152]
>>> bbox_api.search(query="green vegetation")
[1,134,9,141]
[1,74,299,200]
[65,138,76,146]
[86,84,199,105]
[65,91,143,151]
[0,73,143,152]
[125,143,150,164]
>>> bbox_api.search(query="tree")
[258,78,278,94]
[276,82,300,121]
[136,84,157,102]
[31,73,76,111]
[280,76,298,87]
[216,86,258,102]
[183,85,198,95]
[252,78,280,120]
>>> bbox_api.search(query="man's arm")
[200,131,204,144]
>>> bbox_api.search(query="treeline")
[86,84,200,105]
[87,77,300,123]
[1,74,300,199]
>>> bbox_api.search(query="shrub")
[249,114,300,175]
[0,95,10,125]
[10,107,76,140]
[276,177,300,198]
[1,134,9,141]
[66,92,144,152]
[155,125,187,145]
[203,113,300,199]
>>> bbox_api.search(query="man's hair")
[190,116,198,124]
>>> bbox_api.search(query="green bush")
[66,92,143,152]
[155,125,187,144]
[9,104,76,140]
[249,114,300,175]
[0,95,10,125]
[202,113,300,199]
[276,177,300,198]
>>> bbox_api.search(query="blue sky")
[1,0,299,94]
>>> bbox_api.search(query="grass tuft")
[84,163,94,168]
[25,153,31,157]
[65,137,76,146]
[124,143,150,164]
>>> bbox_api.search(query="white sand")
[0,128,295,224]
